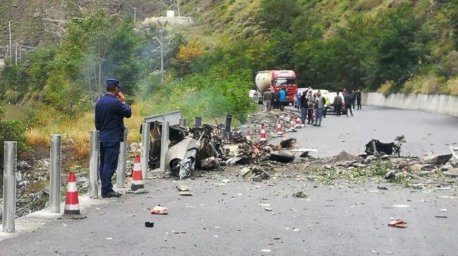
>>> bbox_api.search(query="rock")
[384,169,398,179]
[253,175,263,182]
[336,161,356,168]
[17,161,31,169]
[77,176,90,190]
[252,170,270,182]
[352,163,367,168]
[201,157,219,169]
[449,159,458,168]
[380,155,390,160]
[329,151,360,163]
[362,155,376,164]
[443,168,458,177]
[440,164,454,172]
[361,158,370,165]
[408,163,433,172]
[240,167,253,179]
[176,185,191,192]
[422,154,452,165]
[292,191,308,198]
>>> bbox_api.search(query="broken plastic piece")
[388,219,407,228]
[151,206,168,215]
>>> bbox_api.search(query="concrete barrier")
[362,92,458,117]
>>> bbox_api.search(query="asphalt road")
[277,105,458,158]
[1,106,458,255]
[0,174,457,256]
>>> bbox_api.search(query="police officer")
[95,78,132,198]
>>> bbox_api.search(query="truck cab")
[271,70,297,105]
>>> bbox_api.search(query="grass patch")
[26,103,144,162]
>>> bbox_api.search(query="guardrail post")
[225,113,232,142]
[160,121,170,172]
[179,118,186,127]
[141,122,150,179]
[89,130,99,199]
[116,127,128,188]
[49,134,62,213]
[3,141,17,233]
[194,116,201,128]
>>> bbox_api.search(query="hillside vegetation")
[0,0,457,159]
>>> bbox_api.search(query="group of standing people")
[263,86,362,126]
[332,89,362,117]
[262,86,287,112]
[298,88,326,127]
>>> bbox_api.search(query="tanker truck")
[253,70,298,105]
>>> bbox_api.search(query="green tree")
[258,0,301,33]
[363,5,432,88]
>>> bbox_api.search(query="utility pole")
[9,21,12,62]
[177,0,181,17]
[133,8,137,23]
[156,28,164,82]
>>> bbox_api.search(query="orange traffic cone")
[259,123,268,142]
[276,120,284,136]
[64,172,80,215]
[131,155,144,191]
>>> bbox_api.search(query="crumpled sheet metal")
[165,138,200,176]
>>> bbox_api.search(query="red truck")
[254,70,298,105]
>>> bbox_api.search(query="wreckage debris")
[365,137,402,156]
[145,222,155,228]
[176,185,191,192]
[270,150,295,163]
[151,205,168,215]
[280,138,296,149]
[388,219,407,228]
[292,191,308,198]
[239,166,270,181]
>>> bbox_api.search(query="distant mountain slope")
[0,0,171,57]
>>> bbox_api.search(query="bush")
[444,78,458,96]
[377,81,396,96]
[402,74,442,94]
[0,120,29,162]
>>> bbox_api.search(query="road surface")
[1,106,458,255]
[278,106,458,157]
[0,173,457,256]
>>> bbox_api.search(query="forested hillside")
[0,0,457,123]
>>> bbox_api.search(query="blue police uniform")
[95,81,131,196]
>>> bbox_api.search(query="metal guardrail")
[142,111,182,173]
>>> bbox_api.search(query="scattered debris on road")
[151,206,168,215]
[145,222,155,228]
[292,191,308,198]
[388,219,407,228]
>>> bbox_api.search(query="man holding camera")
[95,78,132,198]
